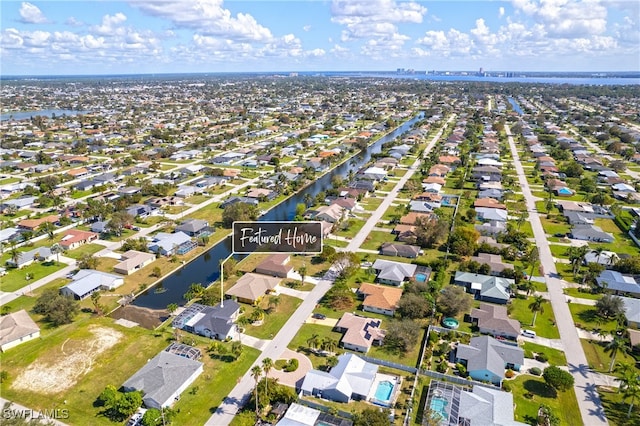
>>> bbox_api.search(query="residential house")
[172,301,240,341]
[17,215,58,231]
[393,224,418,244]
[570,225,614,243]
[126,204,158,219]
[60,269,124,300]
[357,283,403,316]
[114,250,156,275]
[620,297,640,329]
[472,166,502,182]
[473,198,506,210]
[335,313,385,353]
[226,273,281,304]
[596,271,640,297]
[220,196,259,208]
[379,242,420,259]
[174,185,197,198]
[91,221,109,234]
[300,353,379,403]
[372,259,417,286]
[469,303,521,340]
[453,272,514,304]
[476,208,508,222]
[148,232,194,256]
[424,380,527,425]
[311,204,346,223]
[175,219,211,238]
[0,309,40,352]
[122,349,203,409]
[246,188,276,201]
[583,250,619,267]
[455,335,524,385]
[59,229,98,250]
[361,167,387,181]
[399,212,432,225]
[6,247,53,269]
[254,254,293,278]
[469,253,514,275]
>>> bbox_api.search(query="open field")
[510,375,582,426]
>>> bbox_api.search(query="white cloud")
[416,29,474,57]
[19,2,48,24]
[511,0,607,37]
[92,13,128,36]
[65,17,84,27]
[303,25,312,32]
[499,7,505,18]
[132,0,273,42]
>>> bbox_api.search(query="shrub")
[529,367,542,376]
[455,363,467,376]
[502,381,512,392]
[436,362,448,374]
[505,369,515,379]
[524,349,534,359]
[284,358,299,372]
[536,353,548,363]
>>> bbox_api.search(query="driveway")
[269,348,313,388]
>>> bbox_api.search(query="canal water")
[0,109,89,121]
[130,113,424,310]
[506,97,524,115]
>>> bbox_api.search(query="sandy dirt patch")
[111,305,167,329]
[12,326,123,394]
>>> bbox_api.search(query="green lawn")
[549,244,570,259]
[324,238,349,248]
[599,385,640,425]
[521,342,567,366]
[510,375,582,426]
[360,197,384,212]
[509,297,560,339]
[540,216,571,236]
[564,287,603,301]
[288,323,345,368]
[580,339,638,374]
[64,243,104,260]
[568,303,619,334]
[333,219,366,238]
[0,317,171,426]
[243,294,302,339]
[171,344,260,426]
[360,230,396,250]
[0,260,68,293]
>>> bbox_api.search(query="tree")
[222,202,259,228]
[90,291,103,315]
[251,365,263,419]
[615,363,640,418]
[437,286,472,317]
[50,243,63,265]
[151,266,162,278]
[529,295,546,327]
[38,221,55,241]
[78,254,99,270]
[306,334,320,350]
[33,289,78,326]
[353,408,390,426]
[384,319,422,353]
[167,303,178,314]
[448,227,479,256]
[605,336,628,373]
[231,341,243,360]
[298,263,307,284]
[543,366,575,392]
[268,295,281,312]
[97,385,142,422]
[262,357,273,399]
[106,211,134,237]
[332,251,359,278]
[397,293,431,319]
[595,294,625,319]
[537,404,560,426]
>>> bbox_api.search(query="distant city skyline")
[1,0,639,76]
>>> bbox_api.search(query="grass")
[0,316,171,426]
[171,343,260,426]
[509,297,560,339]
[521,342,567,366]
[288,323,345,369]
[0,260,68,293]
[333,219,366,239]
[360,230,396,251]
[540,216,571,236]
[510,375,582,426]
[564,287,603,301]
[599,385,640,425]
[360,197,384,212]
[243,294,302,339]
[568,303,619,334]
[64,243,104,260]
[580,339,638,374]
[1,278,69,315]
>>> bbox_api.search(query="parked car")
[312,313,326,320]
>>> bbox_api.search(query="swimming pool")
[374,380,394,402]
[430,396,449,421]
[415,273,428,282]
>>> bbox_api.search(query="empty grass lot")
[568,303,620,334]
[243,294,302,339]
[580,339,638,374]
[64,243,104,260]
[360,230,396,250]
[510,375,582,426]
[0,260,68,293]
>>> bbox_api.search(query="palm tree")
[261,357,273,399]
[529,295,545,326]
[298,263,307,284]
[593,247,606,265]
[605,336,628,373]
[321,338,338,354]
[306,334,320,350]
[268,295,281,313]
[616,364,640,418]
[526,247,539,284]
[251,365,262,419]
[522,279,537,297]
[50,243,62,265]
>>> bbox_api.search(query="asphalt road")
[506,125,609,425]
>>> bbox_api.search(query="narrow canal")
[127,113,425,311]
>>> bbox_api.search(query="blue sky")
[1,0,639,75]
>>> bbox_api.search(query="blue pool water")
[374,381,394,401]
[430,396,449,420]
[415,273,427,282]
